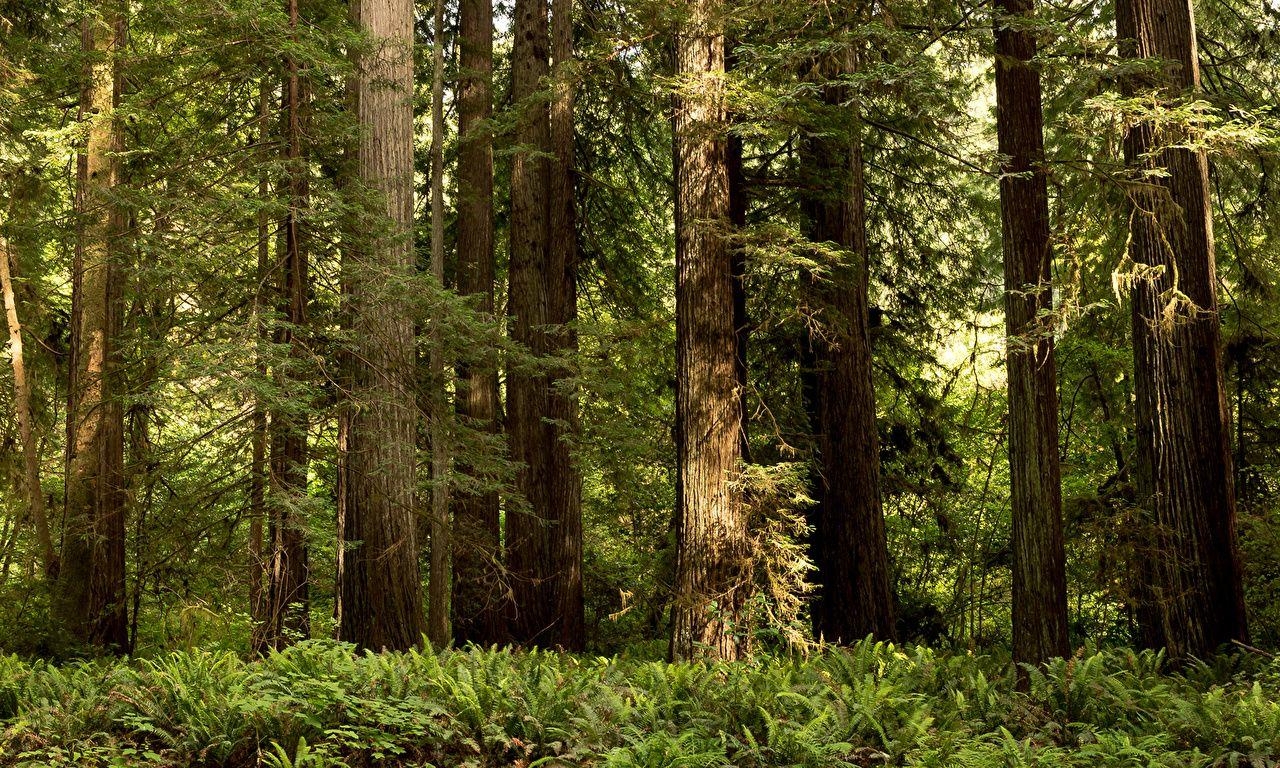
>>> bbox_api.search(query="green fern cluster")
[0,641,1276,767]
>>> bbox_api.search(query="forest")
[2,0,1280,762]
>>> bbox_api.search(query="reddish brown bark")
[548,0,584,652]
[451,0,504,647]
[994,0,1069,667]
[339,0,426,651]
[799,56,896,645]
[61,5,129,652]
[258,5,312,652]
[1116,0,1248,658]
[669,0,749,661]
[506,0,582,649]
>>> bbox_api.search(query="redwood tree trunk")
[504,0,581,647]
[994,0,1069,666]
[799,56,896,645]
[61,5,128,652]
[426,0,452,650]
[669,0,749,661]
[451,0,504,647]
[258,7,311,652]
[340,0,426,651]
[248,79,271,632]
[548,0,584,652]
[1116,0,1248,658]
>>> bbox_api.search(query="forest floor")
[0,639,1276,767]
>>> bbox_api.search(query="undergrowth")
[0,640,1277,766]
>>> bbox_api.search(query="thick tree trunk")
[259,8,312,652]
[506,0,564,647]
[994,0,1069,667]
[1116,0,1248,658]
[799,57,896,645]
[426,0,452,649]
[548,0,584,652]
[340,0,426,651]
[451,0,504,647]
[61,5,128,651]
[669,0,749,661]
[1,235,57,577]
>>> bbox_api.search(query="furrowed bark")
[994,0,1069,668]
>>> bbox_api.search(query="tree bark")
[340,0,426,651]
[505,0,562,647]
[1116,0,1248,658]
[61,4,128,651]
[1,235,58,577]
[994,0,1069,667]
[799,55,896,645]
[548,0,584,652]
[248,79,271,634]
[258,1,312,652]
[451,0,504,647]
[426,0,452,649]
[669,0,749,661]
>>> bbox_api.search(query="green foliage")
[0,640,1278,766]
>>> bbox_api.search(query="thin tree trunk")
[0,235,57,577]
[426,0,452,649]
[994,0,1068,668]
[1116,0,1248,658]
[248,79,271,632]
[506,0,557,646]
[799,53,896,645]
[451,0,503,647]
[340,0,426,651]
[258,0,312,653]
[669,0,748,661]
[61,4,128,651]
[725,39,749,462]
[548,0,584,652]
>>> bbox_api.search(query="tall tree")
[426,0,452,648]
[506,0,554,646]
[451,0,504,646]
[799,51,896,645]
[340,0,427,651]
[60,2,128,651]
[669,0,748,661]
[257,0,311,652]
[548,0,584,652]
[506,0,581,648]
[1,228,57,577]
[994,0,1068,666]
[1116,0,1248,658]
[248,79,271,636]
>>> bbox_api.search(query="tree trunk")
[61,5,128,652]
[1116,0,1248,658]
[258,3,312,652]
[669,0,749,661]
[799,55,896,645]
[248,79,271,633]
[548,0,584,652]
[1,235,57,577]
[725,40,749,462]
[506,0,558,646]
[994,0,1069,667]
[451,0,504,647]
[426,0,452,649]
[340,0,426,651]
